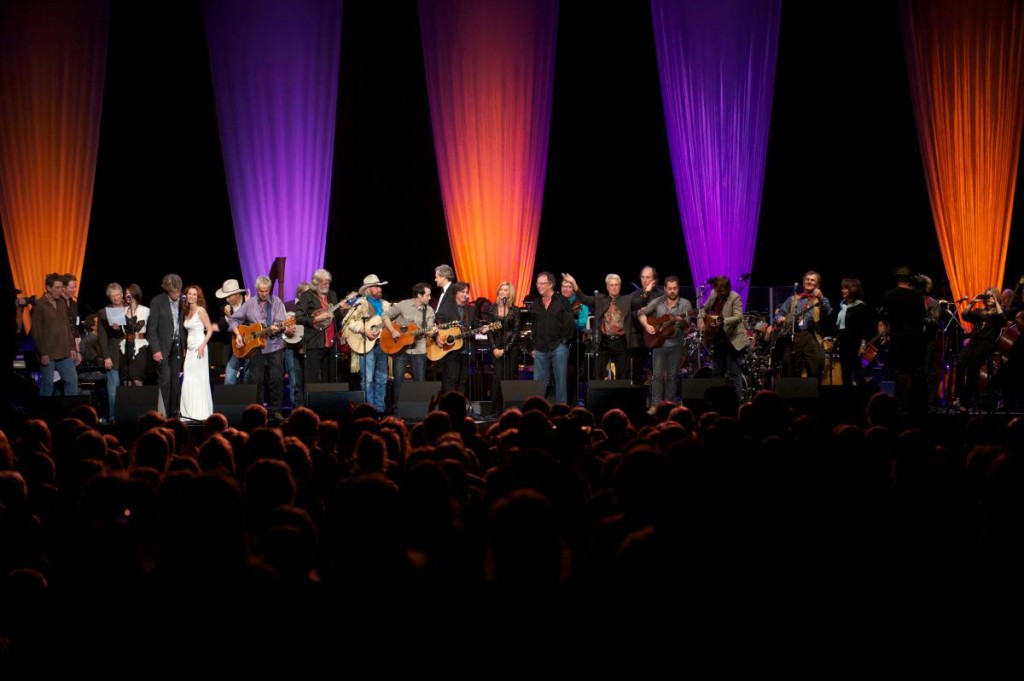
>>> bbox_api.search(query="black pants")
[248,348,285,413]
[156,340,183,417]
[597,335,629,380]
[305,346,337,386]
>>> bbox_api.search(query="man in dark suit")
[147,273,184,417]
[433,263,457,321]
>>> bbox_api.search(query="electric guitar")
[380,323,431,355]
[426,321,501,362]
[342,315,383,355]
[232,317,297,359]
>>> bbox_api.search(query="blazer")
[147,293,185,357]
[702,290,748,353]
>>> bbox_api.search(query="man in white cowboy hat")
[215,278,249,384]
[342,274,391,413]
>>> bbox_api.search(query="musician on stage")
[296,269,350,388]
[882,266,928,413]
[345,274,391,413]
[955,287,1006,411]
[701,276,747,401]
[382,282,436,407]
[562,272,644,381]
[487,281,521,410]
[436,281,477,396]
[835,278,871,388]
[230,275,292,421]
[630,266,663,385]
[774,271,832,379]
[638,275,691,409]
[215,278,249,385]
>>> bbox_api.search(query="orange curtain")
[902,0,1024,302]
[0,0,110,326]
[419,0,558,304]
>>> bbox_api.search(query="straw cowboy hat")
[215,279,246,299]
[358,274,388,294]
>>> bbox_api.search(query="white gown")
[179,311,214,421]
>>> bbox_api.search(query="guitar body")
[701,313,724,347]
[426,321,501,362]
[380,323,422,355]
[643,314,689,349]
[233,316,296,359]
[343,315,383,355]
[427,326,463,362]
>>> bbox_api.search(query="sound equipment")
[499,380,546,411]
[680,377,732,415]
[306,384,366,422]
[587,380,647,423]
[213,384,258,426]
[115,385,160,426]
[34,395,92,424]
[774,377,820,400]
[394,380,441,421]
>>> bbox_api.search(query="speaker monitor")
[395,381,442,421]
[306,384,366,421]
[213,384,258,426]
[587,380,648,422]
[115,385,160,426]
[680,377,728,402]
[499,380,547,411]
[35,395,92,424]
[774,377,820,400]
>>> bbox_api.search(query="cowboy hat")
[358,274,388,294]
[215,278,246,298]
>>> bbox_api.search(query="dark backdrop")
[3,0,1023,317]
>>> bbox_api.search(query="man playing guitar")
[701,276,748,401]
[382,282,437,407]
[638,275,692,409]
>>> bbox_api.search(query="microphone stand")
[940,300,966,411]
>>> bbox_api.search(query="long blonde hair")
[496,281,516,306]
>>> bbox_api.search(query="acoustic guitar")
[380,323,431,355]
[642,310,694,349]
[342,315,383,355]
[233,317,297,359]
[426,321,501,362]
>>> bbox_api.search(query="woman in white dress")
[179,285,215,421]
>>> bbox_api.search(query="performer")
[530,272,574,404]
[382,282,436,407]
[97,282,126,420]
[230,275,292,421]
[561,277,591,405]
[774,271,832,379]
[562,272,643,381]
[701,276,747,401]
[60,273,81,360]
[296,269,349,389]
[31,273,79,396]
[286,281,313,409]
[117,283,151,389]
[147,274,184,417]
[638,275,692,409]
[434,282,477,397]
[214,278,249,385]
[629,265,663,385]
[955,287,1006,411]
[344,274,391,413]
[835,278,871,388]
[881,266,928,413]
[179,285,215,421]
[433,264,457,319]
[487,281,521,410]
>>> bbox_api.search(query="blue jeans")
[285,347,303,407]
[40,357,78,397]
[651,342,684,403]
[360,345,389,412]
[533,342,568,404]
[224,354,246,385]
[106,368,120,419]
[392,352,426,406]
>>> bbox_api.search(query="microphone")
[501,296,507,306]
[739,272,751,281]
[793,282,800,290]
[956,296,969,303]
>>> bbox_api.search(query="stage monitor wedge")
[214,384,258,426]
[306,384,366,422]
[587,380,647,423]
[395,381,442,421]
